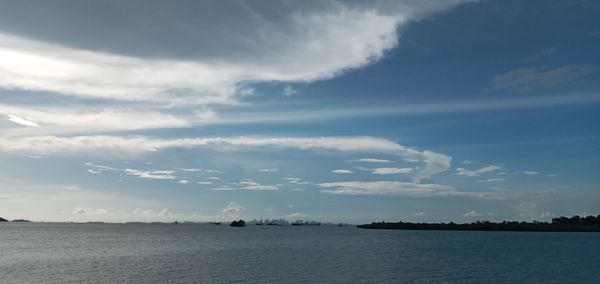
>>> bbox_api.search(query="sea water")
[1,223,599,283]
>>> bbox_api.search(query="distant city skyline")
[0,0,599,223]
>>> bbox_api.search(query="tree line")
[358,215,600,232]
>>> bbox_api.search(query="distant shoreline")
[358,215,600,232]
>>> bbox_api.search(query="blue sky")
[0,0,599,223]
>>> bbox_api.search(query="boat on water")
[209,222,221,225]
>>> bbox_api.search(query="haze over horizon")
[0,0,599,223]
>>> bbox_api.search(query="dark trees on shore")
[358,215,600,232]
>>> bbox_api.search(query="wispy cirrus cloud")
[6,114,39,127]
[463,210,481,217]
[124,169,176,180]
[456,165,503,177]
[477,178,505,183]
[371,167,413,175]
[491,65,597,91]
[72,207,108,215]
[258,168,279,173]
[514,171,539,175]
[237,181,279,191]
[204,94,600,126]
[4,136,453,180]
[349,158,394,163]
[319,181,484,198]
[86,162,177,180]
[222,202,245,214]
[1,104,199,133]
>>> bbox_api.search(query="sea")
[1,223,599,283]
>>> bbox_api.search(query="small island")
[0,217,32,222]
[230,219,246,227]
[358,215,600,232]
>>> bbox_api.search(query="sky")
[0,0,599,223]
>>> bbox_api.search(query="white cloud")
[284,177,303,183]
[456,165,503,177]
[0,1,473,146]
[477,178,505,183]
[196,181,213,185]
[244,185,278,191]
[0,3,409,106]
[86,162,197,181]
[7,114,39,127]
[414,212,425,216]
[349,158,394,163]
[0,135,452,180]
[222,202,246,214]
[371,167,413,175]
[179,168,223,174]
[319,181,481,198]
[415,151,452,181]
[22,154,43,159]
[514,171,539,175]
[463,210,480,217]
[286,212,306,219]
[237,181,279,191]
[179,168,201,172]
[125,169,176,180]
[283,177,312,186]
[86,162,181,182]
[1,104,195,134]
[283,85,298,97]
[211,187,235,191]
[258,168,279,173]
[332,169,353,174]
[85,162,119,171]
[72,207,108,215]
[134,208,170,216]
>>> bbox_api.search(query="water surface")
[1,223,598,283]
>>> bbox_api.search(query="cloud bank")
[0,1,470,138]
[1,135,452,180]
[319,181,480,198]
